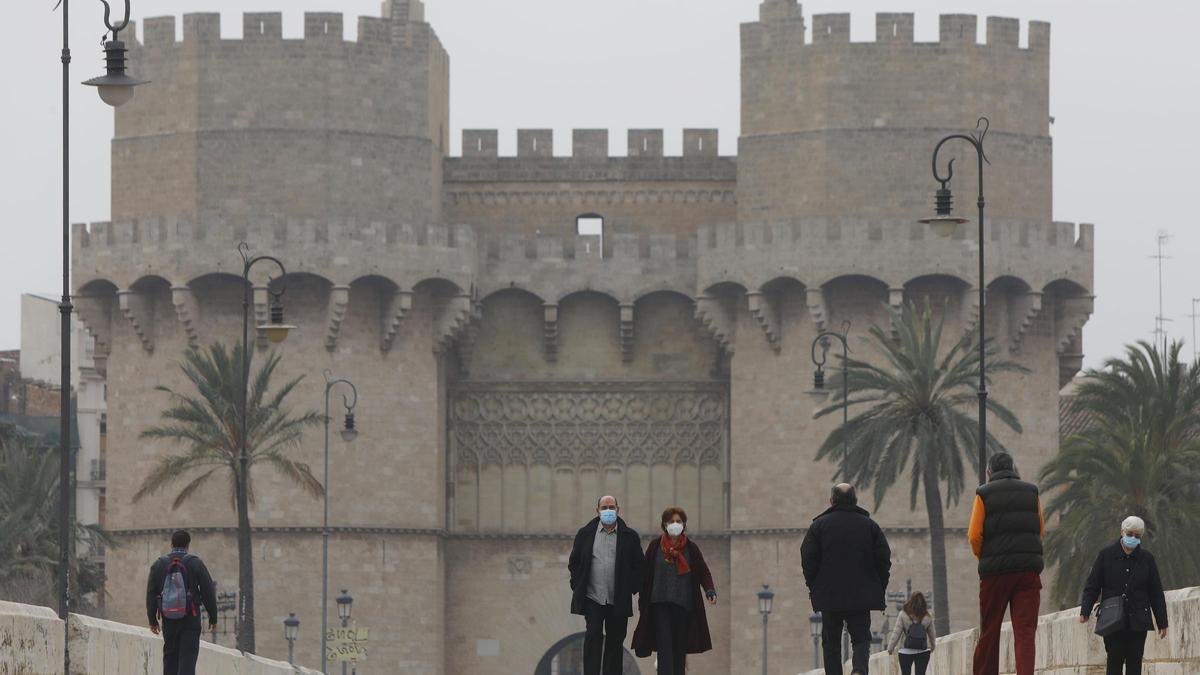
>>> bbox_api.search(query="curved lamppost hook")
[323,369,359,413]
[931,117,990,188]
[239,242,288,285]
[97,0,132,41]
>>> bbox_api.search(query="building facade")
[73,1,1094,672]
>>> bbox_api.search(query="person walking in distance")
[630,507,718,675]
[568,495,645,675]
[146,530,218,675]
[886,591,936,675]
[1078,516,1169,675]
[801,484,892,675]
[968,453,1045,675]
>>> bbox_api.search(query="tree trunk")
[235,467,256,653]
[923,462,952,638]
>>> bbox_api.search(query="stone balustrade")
[0,601,319,675]
[799,586,1200,675]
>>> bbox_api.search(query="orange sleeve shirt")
[967,495,1045,559]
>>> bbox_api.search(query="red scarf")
[659,533,691,575]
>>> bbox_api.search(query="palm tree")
[0,424,111,609]
[1040,340,1200,608]
[814,301,1027,636]
[134,342,322,653]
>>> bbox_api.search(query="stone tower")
[73,1,1094,673]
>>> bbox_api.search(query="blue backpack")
[157,554,195,620]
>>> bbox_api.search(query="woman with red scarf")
[631,507,717,674]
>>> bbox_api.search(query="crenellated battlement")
[751,4,1048,50]
[695,219,1093,295]
[455,129,724,161]
[132,6,433,49]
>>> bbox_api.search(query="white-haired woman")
[1077,516,1169,675]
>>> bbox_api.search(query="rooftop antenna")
[1189,298,1200,363]
[1150,231,1172,353]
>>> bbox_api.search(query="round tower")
[112,5,448,225]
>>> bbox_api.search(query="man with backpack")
[145,530,218,675]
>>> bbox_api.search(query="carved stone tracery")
[450,383,726,469]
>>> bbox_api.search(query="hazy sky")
[3,0,1198,370]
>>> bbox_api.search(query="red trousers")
[972,571,1041,675]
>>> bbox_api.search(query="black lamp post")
[810,325,850,479]
[919,117,991,485]
[809,612,822,670]
[55,2,146,671]
[336,589,354,675]
[322,373,359,675]
[757,584,774,675]
[236,242,294,652]
[284,613,300,665]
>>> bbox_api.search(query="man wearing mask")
[801,484,892,675]
[569,495,645,675]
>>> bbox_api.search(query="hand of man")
[149,625,160,635]
[1077,615,1088,624]
[1159,628,1168,639]
[210,623,218,633]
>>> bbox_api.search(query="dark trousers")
[1103,629,1148,675]
[162,615,202,675]
[653,602,689,675]
[583,598,629,675]
[821,610,871,675]
[973,570,1041,675]
[898,652,930,675]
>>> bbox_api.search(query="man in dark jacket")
[801,484,892,675]
[967,453,1045,675]
[146,530,218,675]
[568,495,644,675]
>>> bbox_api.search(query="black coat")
[1080,541,1169,632]
[145,549,217,626]
[801,504,892,612]
[568,517,644,618]
[631,538,715,657]
[976,470,1044,577]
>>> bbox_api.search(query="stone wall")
[0,601,318,675]
[799,587,1200,675]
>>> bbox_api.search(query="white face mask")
[666,522,684,537]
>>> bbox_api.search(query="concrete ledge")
[799,586,1200,675]
[0,600,64,674]
[0,602,318,675]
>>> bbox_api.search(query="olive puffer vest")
[976,470,1043,577]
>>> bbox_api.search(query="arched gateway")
[533,632,641,675]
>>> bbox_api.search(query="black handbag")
[1094,553,1139,637]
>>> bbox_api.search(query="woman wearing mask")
[631,507,717,675]
[1078,516,1169,675]
[886,591,936,675]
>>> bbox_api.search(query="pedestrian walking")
[801,483,892,675]
[145,530,218,675]
[568,495,645,675]
[886,592,936,675]
[1077,516,1169,675]
[630,507,718,675]
[968,453,1045,675]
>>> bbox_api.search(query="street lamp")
[919,116,991,485]
[55,1,147,671]
[810,325,850,479]
[322,374,359,675]
[809,612,823,670]
[336,589,354,675]
[757,584,774,675]
[283,613,300,665]
[236,242,294,653]
[81,1,149,107]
